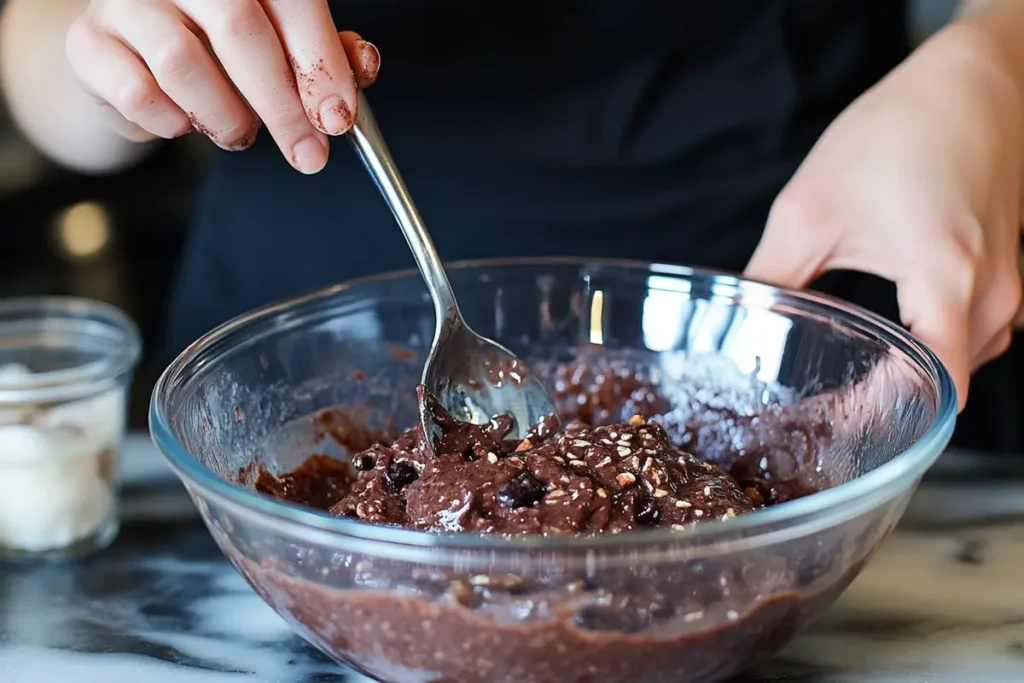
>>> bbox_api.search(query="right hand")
[66,0,381,174]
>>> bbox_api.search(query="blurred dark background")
[0,0,1020,454]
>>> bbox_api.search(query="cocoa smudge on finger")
[337,31,380,88]
[353,40,380,88]
[323,97,353,130]
[226,121,261,151]
[187,113,214,139]
[188,113,260,151]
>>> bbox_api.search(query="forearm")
[0,0,155,173]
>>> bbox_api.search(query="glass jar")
[0,297,141,562]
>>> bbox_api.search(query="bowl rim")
[150,257,957,551]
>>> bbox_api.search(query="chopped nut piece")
[596,488,608,498]
[515,439,534,452]
[616,472,637,488]
[486,452,498,464]
[676,500,692,508]
[653,489,668,498]
[745,486,765,506]
[616,446,631,457]
[628,414,645,426]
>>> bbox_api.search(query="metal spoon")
[346,91,558,451]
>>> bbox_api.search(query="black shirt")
[164,0,909,356]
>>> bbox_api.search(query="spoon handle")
[347,90,459,328]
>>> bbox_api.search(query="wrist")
[917,21,1024,167]
[947,2,1024,115]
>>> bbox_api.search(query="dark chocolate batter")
[327,390,758,534]
[236,360,847,683]
[254,360,823,531]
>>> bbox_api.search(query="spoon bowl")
[420,308,559,446]
[346,92,558,449]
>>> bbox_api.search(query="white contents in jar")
[0,364,124,552]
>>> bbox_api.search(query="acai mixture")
[230,358,850,683]
[252,359,829,532]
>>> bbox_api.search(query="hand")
[65,0,381,174]
[745,27,1024,409]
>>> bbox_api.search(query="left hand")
[745,26,1024,410]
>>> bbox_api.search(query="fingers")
[748,185,1021,410]
[974,326,1013,367]
[103,2,259,151]
[896,263,974,411]
[66,18,190,141]
[339,30,381,88]
[71,0,380,173]
[743,193,834,287]
[970,261,1022,356]
[259,0,359,135]
[177,0,328,173]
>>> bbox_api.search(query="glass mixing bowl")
[150,259,955,683]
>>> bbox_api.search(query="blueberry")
[354,454,376,471]
[498,472,546,509]
[385,460,418,492]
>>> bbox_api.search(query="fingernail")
[318,96,354,136]
[227,122,261,151]
[291,135,328,174]
[355,40,381,87]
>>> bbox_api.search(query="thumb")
[744,198,832,288]
[896,274,972,411]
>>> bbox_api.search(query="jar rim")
[0,296,141,404]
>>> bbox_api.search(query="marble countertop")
[2,434,1024,683]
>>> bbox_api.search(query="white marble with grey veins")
[1,434,1023,683]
